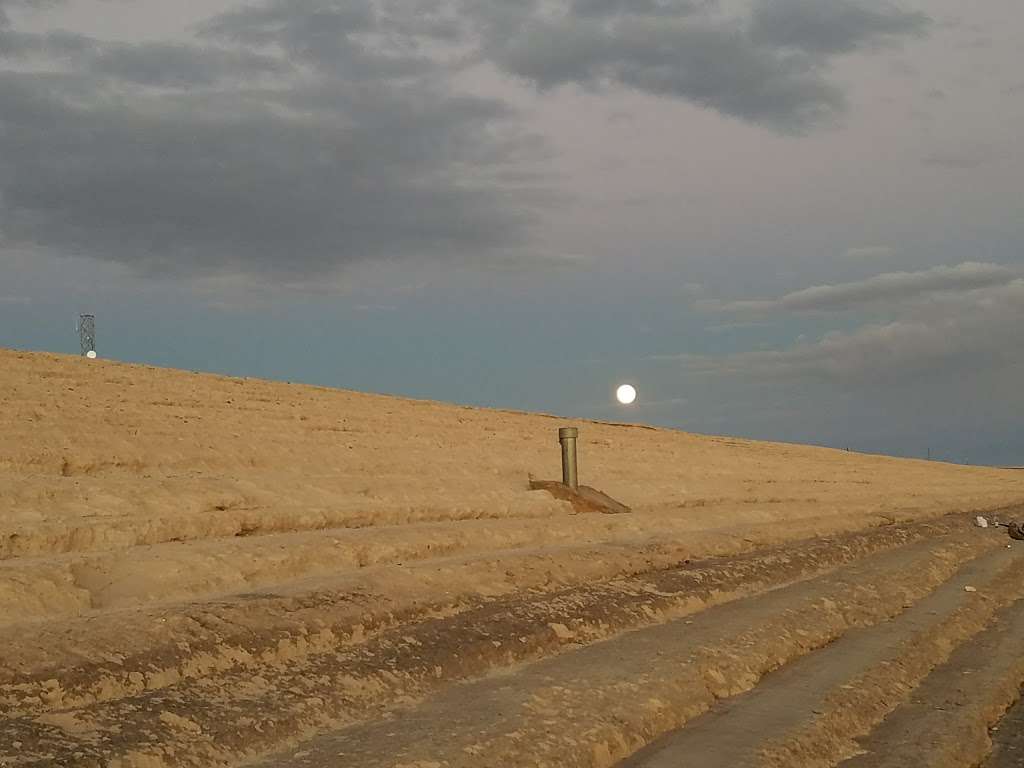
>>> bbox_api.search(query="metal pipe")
[559,427,579,490]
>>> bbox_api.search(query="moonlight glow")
[616,384,638,405]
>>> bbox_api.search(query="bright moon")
[616,384,638,405]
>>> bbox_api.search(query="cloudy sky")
[2,0,1022,464]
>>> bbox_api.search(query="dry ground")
[2,348,1024,767]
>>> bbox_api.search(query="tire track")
[0,522,991,767]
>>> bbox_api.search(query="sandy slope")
[3,348,1024,767]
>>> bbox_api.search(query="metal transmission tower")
[78,314,96,357]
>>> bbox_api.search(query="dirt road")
[986,696,1024,767]
[3,349,1024,767]
[625,540,1024,768]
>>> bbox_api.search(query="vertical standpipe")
[559,427,579,490]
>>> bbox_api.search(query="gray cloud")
[2,28,288,86]
[666,259,1024,459]
[570,0,704,17]
[0,0,39,26]
[688,279,1024,387]
[203,0,377,45]
[199,0,465,79]
[842,245,899,260]
[0,74,543,278]
[487,15,844,132]
[0,27,92,58]
[0,1,550,280]
[749,0,929,55]
[473,0,930,133]
[0,0,935,283]
[923,145,996,169]
[717,262,1020,314]
[88,43,289,87]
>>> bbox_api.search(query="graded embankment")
[3,348,1024,767]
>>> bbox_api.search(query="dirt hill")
[3,348,1023,767]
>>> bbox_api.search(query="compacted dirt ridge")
[2,348,1024,767]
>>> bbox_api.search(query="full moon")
[616,384,638,405]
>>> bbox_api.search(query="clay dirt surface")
[2,348,1024,767]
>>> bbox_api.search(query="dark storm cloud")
[473,0,930,132]
[486,15,843,131]
[0,71,539,277]
[0,0,547,279]
[749,0,930,55]
[0,0,933,281]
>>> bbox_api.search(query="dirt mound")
[528,478,632,514]
[3,348,1024,767]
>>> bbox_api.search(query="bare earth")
[2,348,1024,767]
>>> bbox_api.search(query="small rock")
[975,516,990,528]
[964,586,978,593]
[549,622,576,640]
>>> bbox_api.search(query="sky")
[1,0,1022,465]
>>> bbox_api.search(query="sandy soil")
[3,348,1024,767]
